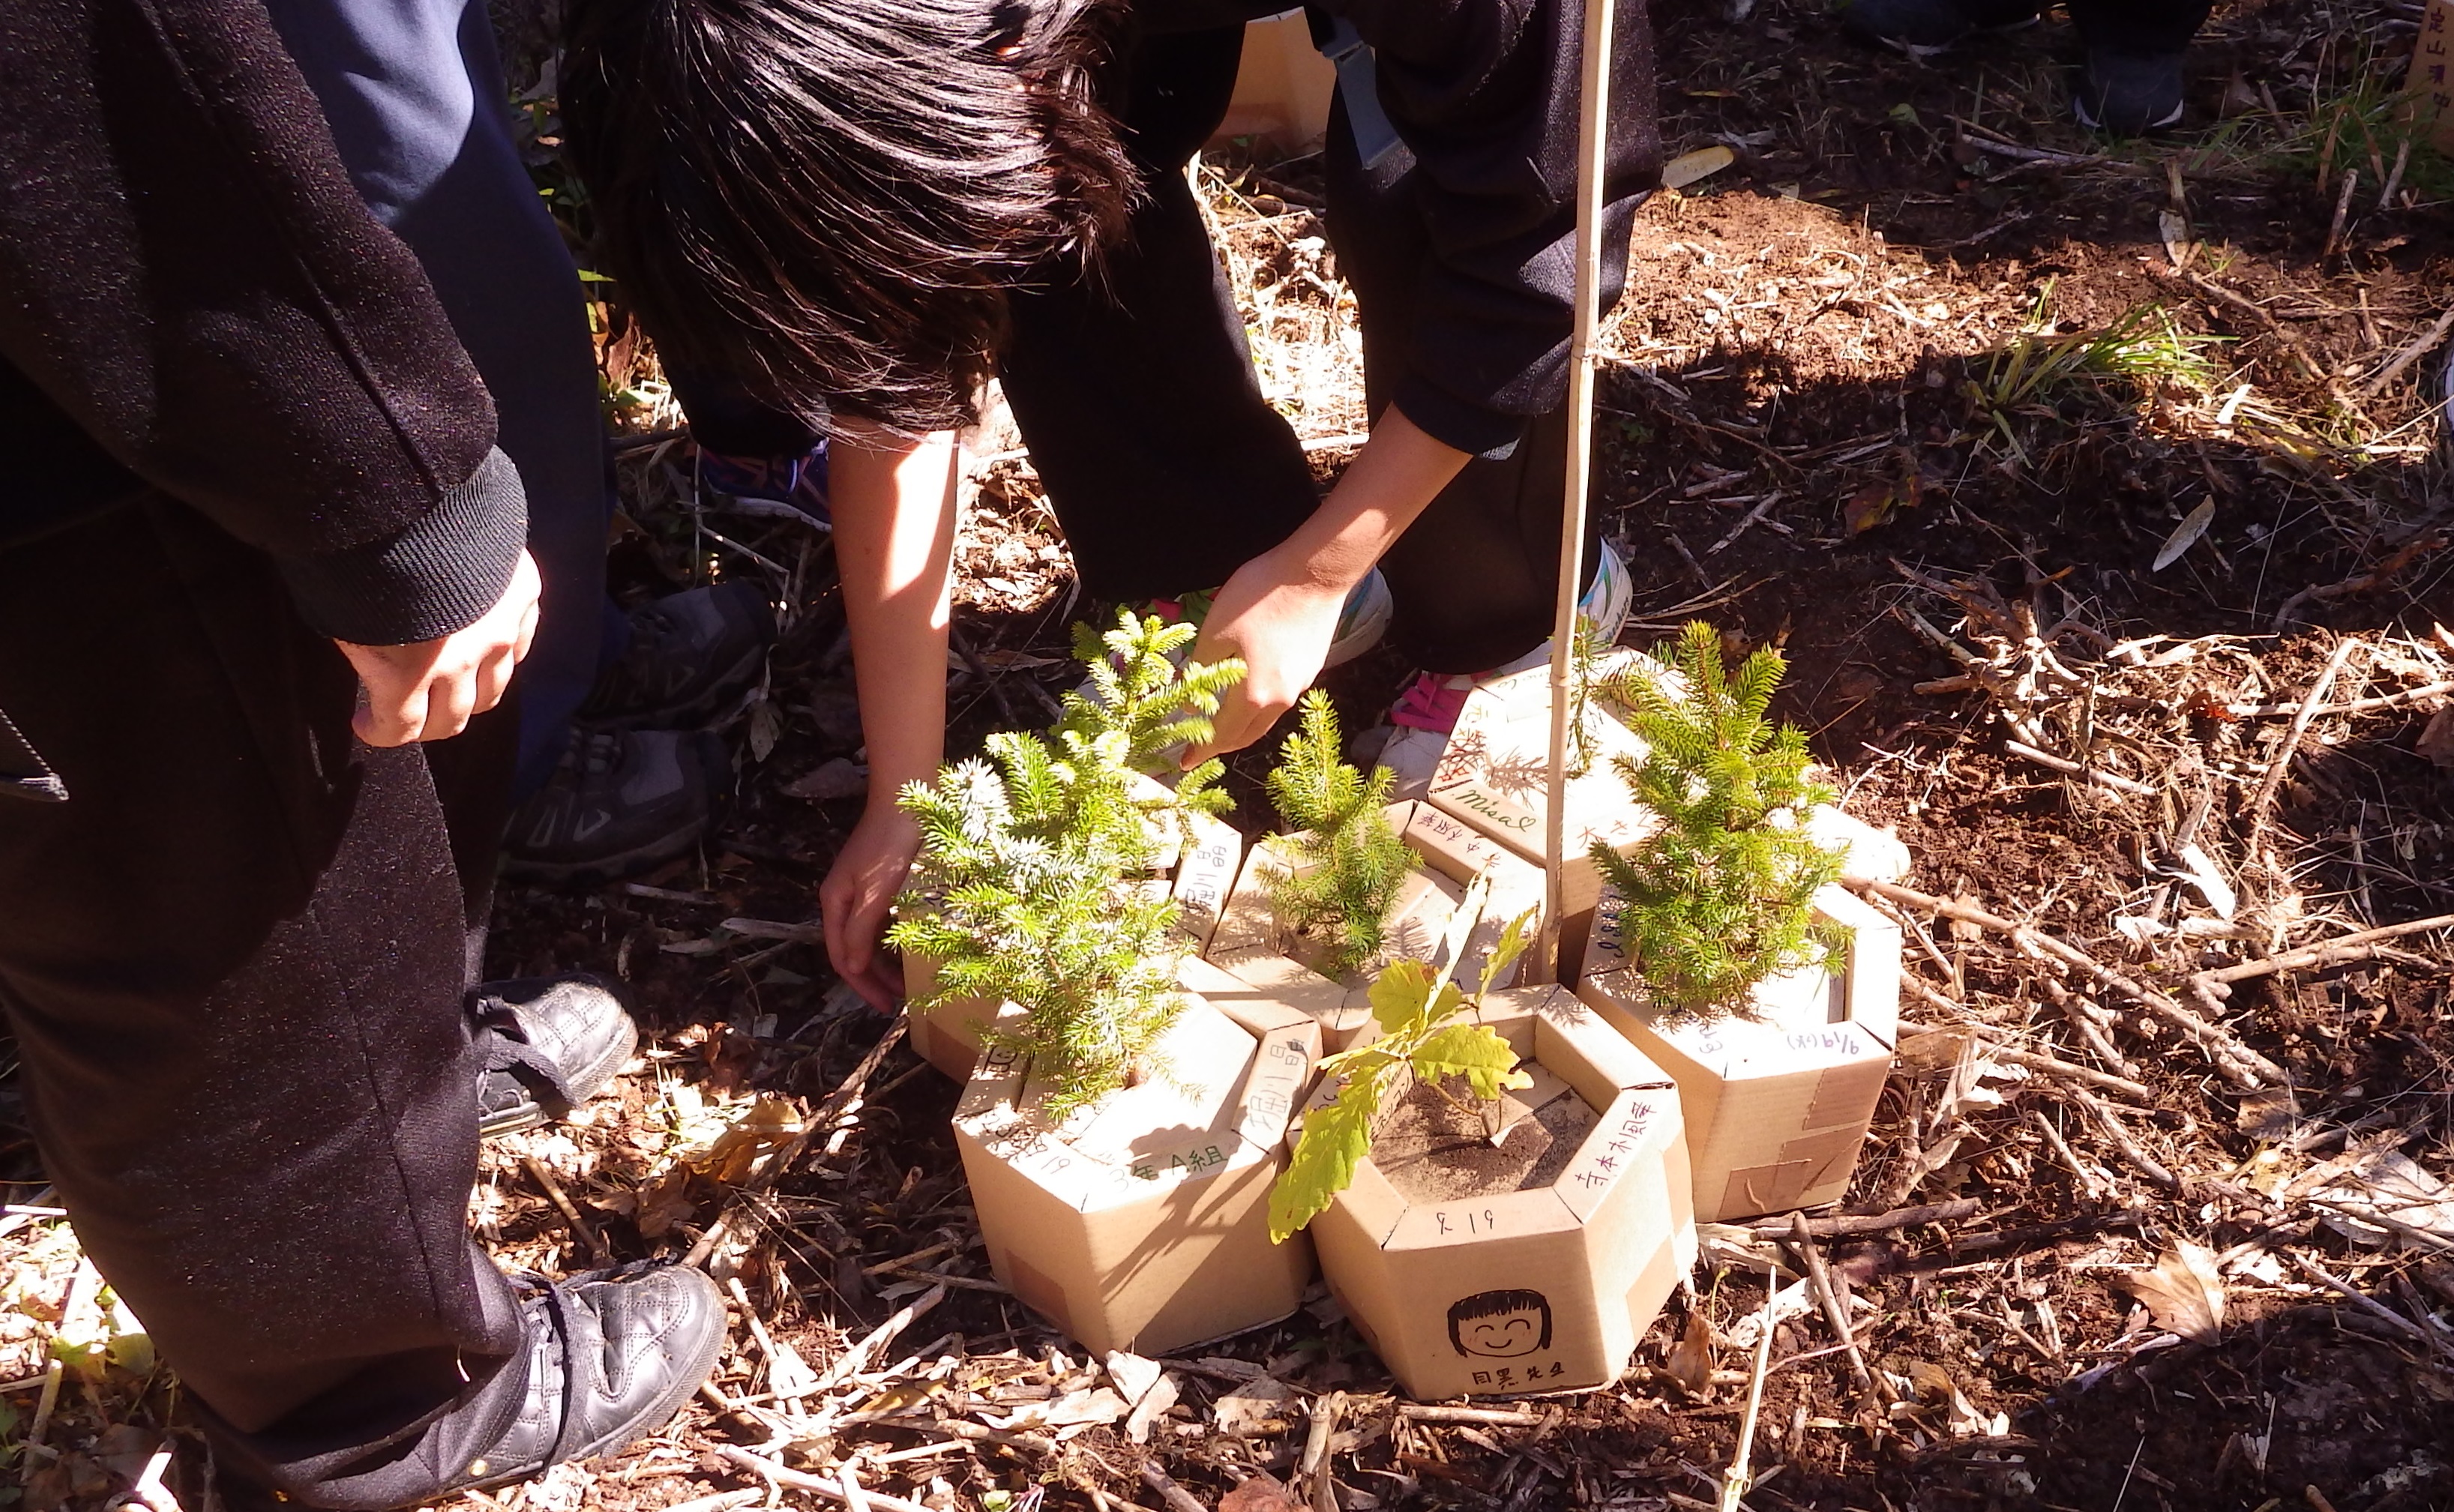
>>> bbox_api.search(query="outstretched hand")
[334,548,541,745]
[821,804,923,1012]
[1179,546,1348,767]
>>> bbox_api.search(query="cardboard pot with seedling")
[888,612,1320,1355]
[1409,621,1665,948]
[1572,622,1902,1223]
[1207,693,1542,1049]
[1269,918,1695,1400]
[895,611,1246,1078]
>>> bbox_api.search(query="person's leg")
[2065,0,2212,134]
[0,498,523,1491]
[996,23,1322,603]
[262,0,619,803]
[1320,108,1602,676]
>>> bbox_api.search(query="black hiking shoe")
[475,976,640,1138]
[2072,47,2186,136]
[1843,0,2040,56]
[579,582,776,732]
[502,728,728,885]
[432,1264,725,1501]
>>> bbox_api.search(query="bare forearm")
[1266,406,1469,589]
[829,426,958,809]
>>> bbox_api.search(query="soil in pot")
[1373,1075,1598,1206]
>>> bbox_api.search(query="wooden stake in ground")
[1542,0,1616,975]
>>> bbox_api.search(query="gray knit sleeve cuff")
[277,448,529,645]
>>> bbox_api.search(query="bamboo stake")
[1544,0,1617,977]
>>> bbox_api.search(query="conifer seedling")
[888,610,1245,1115]
[1262,691,1413,980]
[1266,908,1539,1243]
[1592,621,1843,1015]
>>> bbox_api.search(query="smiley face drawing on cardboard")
[1447,1289,1553,1358]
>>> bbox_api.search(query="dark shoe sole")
[478,1010,641,1139]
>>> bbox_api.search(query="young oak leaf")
[1269,1082,1377,1244]
[1366,958,1440,1037]
[1411,1024,1534,1103]
[1478,906,1539,997]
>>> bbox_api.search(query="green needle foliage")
[888,610,1245,1116]
[1592,621,1843,1016]
[1268,910,1536,1243]
[1263,691,1412,980]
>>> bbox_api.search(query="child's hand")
[1181,547,1347,765]
[820,804,922,1011]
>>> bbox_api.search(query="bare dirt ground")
[6,1,2453,1508]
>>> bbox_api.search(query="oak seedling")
[1266,908,1538,1243]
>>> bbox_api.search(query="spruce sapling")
[1267,909,1539,1243]
[1591,621,1842,1015]
[1263,690,1411,980]
[888,611,1245,1115]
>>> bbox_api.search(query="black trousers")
[0,499,528,1507]
[2068,0,2214,55]
[1000,20,1609,675]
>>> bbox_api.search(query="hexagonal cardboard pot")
[1200,801,1545,1052]
[954,989,1322,1358]
[1411,666,1662,937]
[1575,884,1901,1223]
[905,801,1247,1081]
[1307,984,1697,1401]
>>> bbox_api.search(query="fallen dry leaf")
[1219,1472,1302,1512]
[2116,1241,2226,1343]
[1212,1376,1296,1436]
[2419,708,2454,770]
[1664,1309,1714,1396]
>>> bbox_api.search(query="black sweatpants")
[2068,0,2214,56]
[0,499,529,1507]
[997,20,1611,675]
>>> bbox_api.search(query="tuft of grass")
[1967,288,2221,463]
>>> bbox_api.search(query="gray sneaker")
[475,975,640,1137]
[579,582,776,731]
[2072,47,2186,136]
[502,728,728,885]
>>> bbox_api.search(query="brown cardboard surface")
[902,951,995,1080]
[1393,801,1514,884]
[1309,985,1695,1399]
[1424,669,1660,876]
[1208,836,1470,996]
[1170,811,1244,952]
[1213,10,1336,151]
[956,996,1317,1356]
[1198,949,1368,1052]
[1572,889,1901,1222]
[2407,0,2454,153]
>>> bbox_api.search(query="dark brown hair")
[562,0,1134,436]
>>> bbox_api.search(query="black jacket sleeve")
[0,0,526,645]
[1325,0,1658,458]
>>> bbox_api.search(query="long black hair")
[563,0,1136,436]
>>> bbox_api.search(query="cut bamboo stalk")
[1544,0,1617,977]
